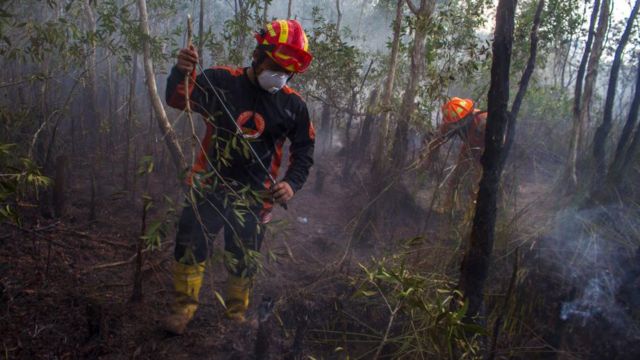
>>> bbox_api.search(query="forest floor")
[2,152,638,359]
[1,152,435,359]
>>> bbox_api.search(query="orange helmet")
[255,19,313,73]
[442,97,474,124]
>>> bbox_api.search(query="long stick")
[185,15,198,163]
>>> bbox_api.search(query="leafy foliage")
[354,256,483,358]
[0,142,50,224]
[314,255,482,359]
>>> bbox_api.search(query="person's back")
[425,97,487,211]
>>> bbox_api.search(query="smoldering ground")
[527,204,640,358]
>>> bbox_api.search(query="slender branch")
[373,300,402,360]
[406,0,419,14]
[185,15,198,164]
[137,0,186,172]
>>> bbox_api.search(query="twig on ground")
[81,243,170,274]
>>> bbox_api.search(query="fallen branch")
[81,243,169,274]
[58,228,132,249]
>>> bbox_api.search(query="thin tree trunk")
[342,91,357,179]
[320,101,331,153]
[124,55,138,191]
[606,55,640,187]
[503,0,544,188]
[566,0,601,187]
[577,0,609,153]
[82,0,99,150]
[620,107,640,175]
[510,0,544,122]
[344,92,356,151]
[357,88,380,159]
[592,0,640,177]
[53,155,67,218]
[137,0,186,173]
[371,0,403,174]
[336,0,342,33]
[391,0,434,168]
[458,0,517,320]
[262,0,269,23]
[108,56,115,156]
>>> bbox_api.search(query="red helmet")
[255,19,313,73]
[442,97,474,124]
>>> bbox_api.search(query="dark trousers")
[174,191,265,277]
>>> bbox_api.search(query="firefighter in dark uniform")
[162,19,315,334]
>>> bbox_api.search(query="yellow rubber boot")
[162,261,206,335]
[224,275,252,322]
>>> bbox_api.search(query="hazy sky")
[613,0,633,23]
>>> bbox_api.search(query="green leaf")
[214,290,226,308]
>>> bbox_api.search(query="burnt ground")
[2,152,639,359]
[0,152,432,359]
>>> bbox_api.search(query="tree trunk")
[344,92,356,151]
[371,0,403,174]
[320,101,332,153]
[510,0,544,122]
[566,0,601,187]
[354,0,406,251]
[336,0,342,32]
[391,0,434,168]
[124,55,138,191]
[458,0,517,320]
[53,155,67,218]
[592,0,640,177]
[262,0,269,23]
[606,55,640,187]
[136,0,186,173]
[620,107,640,176]
[577,0,609,153]
[82,0,99,150]
[357,88,380,160]
[131,196,148,303]
[233,0,250,63]
[108,56,115,156]
[342,91,357,179]
[505,0,544,162]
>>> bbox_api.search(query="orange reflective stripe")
[278,20,289,44]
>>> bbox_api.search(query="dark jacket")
[165,66,315,202]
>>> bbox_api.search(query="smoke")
[560,271,625,326]
[542,205,640,332]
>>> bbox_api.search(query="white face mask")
[257,69,289,94]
